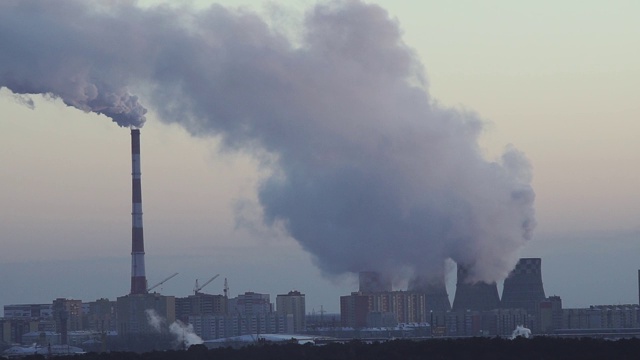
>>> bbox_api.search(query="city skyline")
[1,0,639,313]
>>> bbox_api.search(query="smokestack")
[452,264,500,311]
[501,258,546,312]
[130,129,147,295]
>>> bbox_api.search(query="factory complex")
[5,260,640,351]
[2,129,640,353]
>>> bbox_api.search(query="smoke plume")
[145,309,165,332]
[169,320,204,348]
[146,309,203,347]
[0,1,535,283]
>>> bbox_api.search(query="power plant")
[2,131,640,349]
[451,264,500,312]
[0,128,632,342]
[408,276,451,312]
[501,258,546,312]
[116,129,175,337]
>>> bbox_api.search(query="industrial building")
[408,276,451,312]
[4,123,640,348]
[338,258,568,338]
[451,264,501,312]
[6,255,640,345]
[501,258,546,313]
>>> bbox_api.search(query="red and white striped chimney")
[130,129,147,294]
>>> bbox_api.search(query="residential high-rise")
[86,298,117,332]
[228,292,272,316]
[276,291,306,333]
[52,298,82,345]
[538,295,562,333]
[175,293,227,323]
[116,293,175,335]
[340,292,370,328]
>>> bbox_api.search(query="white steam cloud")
[169,320,204,347]
[145,309,203,347]
[145,309,165,332]
[0,0,535,283]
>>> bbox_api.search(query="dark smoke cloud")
[0,0,535,284]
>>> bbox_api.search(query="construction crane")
[194,274,220,294]
[147,272,179,292]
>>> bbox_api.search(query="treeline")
[15,337,640,360]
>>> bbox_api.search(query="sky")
[1,0,639,314]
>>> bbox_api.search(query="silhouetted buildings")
[338,259,569,337]
[8,257,640,347]
[188,291,307,339]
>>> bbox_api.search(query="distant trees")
[14,337,640,360]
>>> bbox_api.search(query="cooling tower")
[359,271,392,293]
[130,129,147,295]
[501,258,546,312]
[452,264,500,311]
[408,276,451,312]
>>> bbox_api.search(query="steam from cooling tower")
[0,1,535,284]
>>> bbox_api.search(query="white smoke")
[145,309,203,347]
[145,309,165,332]
[510,325,532,340]
[169,320,204,348]
[0,0,536,284]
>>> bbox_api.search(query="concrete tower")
[501,258,546,312]
[452,264,500,311]
[408,276,451,312]
[130,129,147,295]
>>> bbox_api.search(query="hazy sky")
[1,0,639,313]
